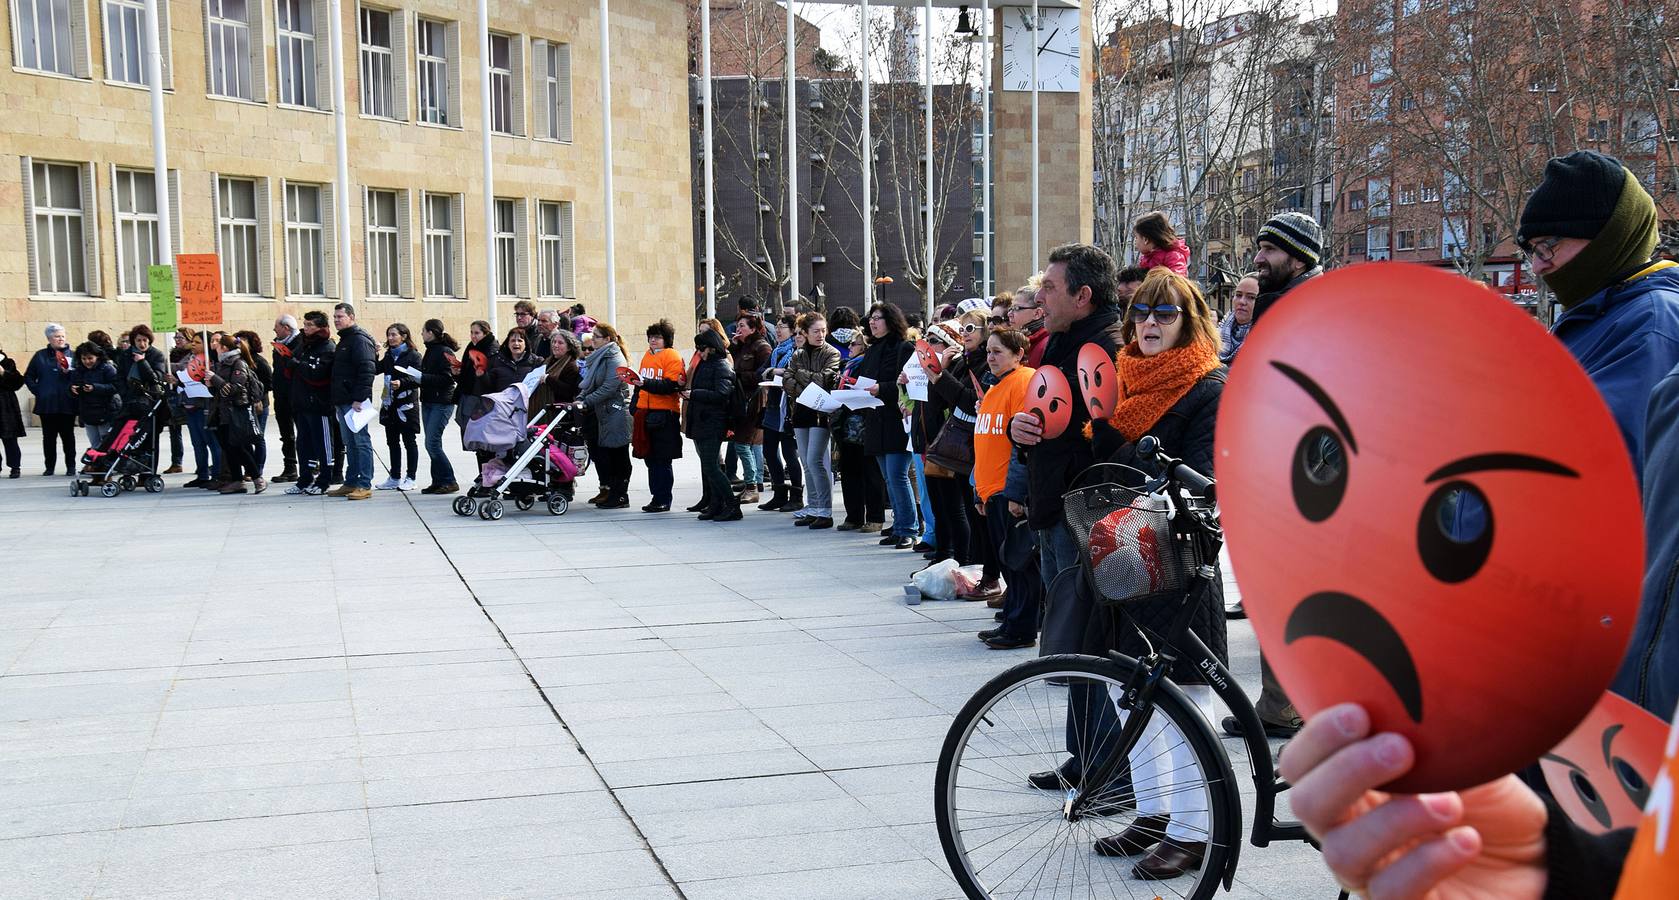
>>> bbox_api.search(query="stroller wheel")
[71,481,83,497]
[100,481,121,498]
[118,475,137,493]
[546,495,569,517]
[515,495,536,512]
[452,496,477,517]
[143,475,164,493]
[481,499,505,521]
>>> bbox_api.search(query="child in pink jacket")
[1134,211,1190,276]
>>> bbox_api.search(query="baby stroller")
[454,382,591,521]
[73,396,165,498]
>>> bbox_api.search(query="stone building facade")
[1,0,692,360]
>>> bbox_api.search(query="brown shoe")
[346,487,373,500]
[587,487,612,504]
[985,594,1007,609]
[163,465,183,474]
[1131,839,1206,880]
[1093,815,1169,857]
[326,484,354,497]
[218,481,248,494]
[860,522,884,534]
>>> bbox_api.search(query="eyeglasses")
[1008,305,1039,315]
[869,314,886,322]
[957,323,982,334]
[1128,304,1182,325]
[1519,236,1563,263]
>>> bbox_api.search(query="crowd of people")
[4,146,1679,891]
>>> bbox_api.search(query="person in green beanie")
[1520,149,1679,476]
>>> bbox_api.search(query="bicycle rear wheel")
[935,653,1235,900]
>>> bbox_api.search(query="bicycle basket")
[1062,464,1203,607]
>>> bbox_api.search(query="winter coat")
[1084,367,1228,685]
[500,324,546,361]
[69,357,122,426]
[330,326,378,406]
[117,345,168,405]
[271,334,299,406]
[529,356,581,415]
[481,351,541,396]
[918,345,986,455]
[23,345,74,416]
[1551,262,1679,478]
[418,340,460,405]
[854,333,914,456]
[761,337,796,432]
[1019,304,1127,530]
[205,351,260,427]
[290,332,338,417]
[457,336,498,399]
[248,354,273,411]
[1249,266,1323,325]
[730,333,772,442]
[1614,358,1679,717]
[377,344,423,435]
[1139,238,1190,276]
[576,340,632,449]
[0,355,25,439]
[684,353,737,442]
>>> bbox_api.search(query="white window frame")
[422,191,460,298]
[111,165,183,297]
[214,173,272,297]
[488,33,513,135]
[537,199,574,299]
[205,0,265,102]
[364,186,408,298]
[11,0,91,78]
[275,0,324,109]
[493,196,519,297]
[415,17,459,127]
[283,181,326,297]
[532,39,570,142]
[358,4,406,120]
[21,157,99,297]
[102,0,146,85]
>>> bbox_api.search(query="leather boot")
[776,486,805,513]
[598,480,630,509]
[737,484,761,504]
[758,483,788,511]
[714,499,744,522]
[588,485,612,505]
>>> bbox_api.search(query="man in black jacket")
[287,311,337,495]
[270,315,300,482]
[327,303,378,499]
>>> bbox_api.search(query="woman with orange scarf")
[1083,267,1229,880]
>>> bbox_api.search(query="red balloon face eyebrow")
[1270,361,1358,454]
[1424,453,1580,484]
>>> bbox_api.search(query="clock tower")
[991,3,1094,294]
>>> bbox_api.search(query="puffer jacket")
[377,344,423,435]
[1614,358,1679,717]
[419,339,459,405]
[330,325,378,406]
[290,332,337,417]
[205,350,259,426]
[684,352,737,443]
[576,340,632,448]
[69,354,122,426]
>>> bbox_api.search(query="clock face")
[1000,7,1081,93]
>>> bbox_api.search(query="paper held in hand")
[795,383,844,414]
[395,365,423,380]
[760,374,783,388]
[903,356,929,402]
[176,365,213,399]
[831,389,884,410]
[342,403,378,434]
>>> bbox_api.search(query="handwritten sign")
[175,254,222,325]
[147,264,176,332]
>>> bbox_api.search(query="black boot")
[686,490,711,513]
[598,480,630,509]
[714,499,744,522]
[758,483,789,511]
[777,486,805,513]
[697,496,722,521]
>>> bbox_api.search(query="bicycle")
[934,436,1329,900]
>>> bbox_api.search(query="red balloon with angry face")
[1077,343,1119,421]
[1217,263,1643,793]
[1541,691,1669,834]
[1025,366,1073,440]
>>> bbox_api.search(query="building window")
[534,39,571,141]
[1347,189,1367,212]
[275,0,318,107]
[12,0,85,77]
[1588,119,1610,142]
[365,188,402,297]
[489,33,513,134]
[206,0,260,101]
[1420,183,1441,203]
[284,182,324,296]
[114,167,163,294]
[359,6,396,118]
[216,176,264,295]
[1396,229,1416,251]
[538,200,573,298]
[1419,227,1438,250]
[423,192,457,297]
[493,197,518,296]
[416,17,455,126]
[102,0,146,84]
[1398,183,1418,205]
[24,159,95,295]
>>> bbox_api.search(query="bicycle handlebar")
[1136,435,1216,501]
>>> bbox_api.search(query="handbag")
[924,372,983,475]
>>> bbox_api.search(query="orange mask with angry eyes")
[1217,263,1644,792]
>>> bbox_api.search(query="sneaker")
[284,484,308,495]
[398,477,416,491]
[376,477,401,490]
[304,485,326,495]
[346,487,373,500]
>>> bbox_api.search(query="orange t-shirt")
[636,348,685,412]
[1615,704,1679,899]
[974,366,1034,503]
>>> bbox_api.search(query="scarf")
[1107,339,1220,442]
[1544,168,1660,309]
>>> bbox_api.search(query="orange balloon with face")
[1077,343,1119,421]
[1541,690,1669,834]
[1026,366,1074,440]
[1217,263,1643,793]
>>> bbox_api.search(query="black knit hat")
[1256,212,1323,268]
[1519,150,1629,243]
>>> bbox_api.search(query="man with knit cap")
[1249,211,1324,324]
[1521,149,1679,476]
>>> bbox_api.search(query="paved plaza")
[0,436,1336,899]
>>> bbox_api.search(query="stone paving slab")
[0,430,1335,899]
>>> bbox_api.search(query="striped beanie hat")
[1256,212,1323,268]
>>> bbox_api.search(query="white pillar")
[861,0,872,304]
[142,0,170,262]
[923,0,934,320]
[600,0,618,323]
[477,0,497,332]
[981,0,991,299]
[786,0,799,309]
[329,0,352,304]
[1031,0,1039,273]
[702,0,715,320]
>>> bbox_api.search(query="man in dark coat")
[327,303,378,499]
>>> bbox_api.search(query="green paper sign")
[149,264,177,332]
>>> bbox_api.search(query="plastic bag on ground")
[952,564,1004,599]
[911,558,962,601]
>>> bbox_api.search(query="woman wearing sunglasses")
[1083,267,1231,878]
[914,311,987,570]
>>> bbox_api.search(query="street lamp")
[874,275,893,304]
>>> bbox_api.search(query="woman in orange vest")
[632,319,685,512]
[971,328,1039,651]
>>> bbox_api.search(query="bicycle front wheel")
[935,653,1235,900]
